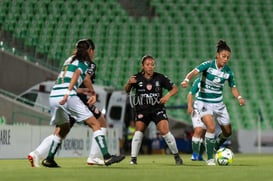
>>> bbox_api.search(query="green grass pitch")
[1,154,273,181]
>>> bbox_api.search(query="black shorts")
[135,109,168,125]
[69,105,102,128]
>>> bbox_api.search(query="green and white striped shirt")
[50,57,90,98]
[195,59,236,103]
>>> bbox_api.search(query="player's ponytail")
[216,40,231,53]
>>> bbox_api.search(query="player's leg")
[192,136,201,160]
[157,119,183,165]
[215,124,232,149]
[28,134,54,167]
[130,120,145,164]
[202,114,216,165]
[86,106,106,165]
[41,123,70,168]
[87,115,106,165]
[191,110,202,161]
[215,106,232,150]
[198,129,207,161]
[85,116,125,166]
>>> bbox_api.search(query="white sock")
[131,131,143,157]
[88,128,106,159]
[162,132,179,154]
[35,134,54,159]
[192,136,201,143]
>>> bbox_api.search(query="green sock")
[192,140,200,155]
[47,141,61,159]
[205,137,216,160]
[95,135,109,156]
[199,142,206,156]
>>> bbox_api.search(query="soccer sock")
[192,137,201,155]
[199,138,206,156]
[47,135,61,159]
[131,131,144,158]
[162,132,179,154]
[205,132,216,160]
[35,134,54,159]
[89,128,106,159]
[93,129,110,159]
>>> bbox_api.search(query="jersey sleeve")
[190,78,200,95]
[228,70,236,87]
[196,60,211,72]
[87,62,96,83]
[160,74,175,91]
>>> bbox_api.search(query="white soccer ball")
[215,147,234,166]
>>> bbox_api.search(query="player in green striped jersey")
[28,39,125,168]
[181,40,245,165]
[187,78,206,161]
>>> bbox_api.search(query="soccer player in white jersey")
[28,39,125,167]
[181,40,245,165]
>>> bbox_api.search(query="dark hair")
[141,55,154,65]
[71,39,95,62]
[216,40,231,53]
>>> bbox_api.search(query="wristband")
[184,78,189,82]
[65,90,71,95]
[237,95,242,100]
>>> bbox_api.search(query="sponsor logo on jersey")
[137,114,144,119]
[146,84,152,91]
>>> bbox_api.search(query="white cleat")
[87,157,105,166]
[28,152,40,167]
[207,159,216,166]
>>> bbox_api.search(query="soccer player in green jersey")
[181,40,245,165]
[28,39,125,167]
[187,78,206,161]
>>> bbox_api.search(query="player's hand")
[160,96,169,104]
[180,79,189,88]
[87,95,96,106]
[59,94,69,105]
[127,76,137,84]
[187,106,193,114]
[238,97,245,106]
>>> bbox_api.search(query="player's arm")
[181,69,199,88]
[231,87,245,106]
[187,92,194,114]
[125,76,137,93]
[83,74,96,106]
[160,85,178,104]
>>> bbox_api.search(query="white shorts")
[197,100,230,126]
[191,109,206,129]
[49,96,94,125]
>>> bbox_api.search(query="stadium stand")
[1,0,273,130]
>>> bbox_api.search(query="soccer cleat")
[191,153,198,161]
[207,159,216,166]
[198,155,204,161]
[42,158,60,168]
[130,157,137,165]
[104,155,125,166]
[28,152,40,167]
[174,154,183,165]
[87,157,105,166]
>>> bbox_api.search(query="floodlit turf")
[1,154,273,181]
